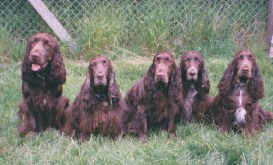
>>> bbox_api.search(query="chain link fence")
[0,0,269,56]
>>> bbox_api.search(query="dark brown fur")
[62,56,122,142]
[179,51,213,122]
[17,33,69,135]
[211,50,273,134]
[123,52,183,143]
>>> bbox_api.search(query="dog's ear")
[249,62,264,100]
[144,63,156,100]
[84,69,91,89]
[199,67,210,94]
[21,38,33,82]
[80,66,92,110]
[218,60,235,97]
[49,41,66,84]
[108,71,121,107]
[169,65,183,104]
[109,71,115,87]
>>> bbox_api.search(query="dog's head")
[152,51,175,87]
[27,33,58,72]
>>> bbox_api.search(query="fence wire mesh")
[0,0,269,44]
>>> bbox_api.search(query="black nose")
[30,53,39,59]
[242,67,249,72]
[189,72,196,77]
[96,71,104,79]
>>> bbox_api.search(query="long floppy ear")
[80,68,92,110]
[199,67,210,94]
[248,62,264,100]
[144,64,156,100]
[21,40,32,82]
[49,42,66,84]
[218,60,235,97]
[179,58,187,81]
[108,71,121,107]
[169,65,183,104]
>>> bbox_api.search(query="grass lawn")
[0,48,273,165]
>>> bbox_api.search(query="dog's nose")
[242,67,249,72]
[189,70,196,77]
[189,72,196,77]
[158,68,163,73]
[96,70,104,79]
[157,68,165,75]
[30,53,39,59]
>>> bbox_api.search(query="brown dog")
[122,51,183,143]
[211,50,273,134]
[17,33,69,135]
[179,51,213,122]
[63,56,123,142]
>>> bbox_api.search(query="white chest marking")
[43,98,47,106]
[234,89,246,124]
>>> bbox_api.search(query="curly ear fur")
[144,64,156,101]
[48,43,66,84]
[168,65,183,104]
[80,68,92,110]
[249,62,264,100]
[198,67,210,94]
[179,61,187,81]
[108,71,121,107]
[218,60,235,97]
[21,40,32,82]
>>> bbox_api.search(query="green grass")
[0,46,273,164]
[0,28,25,63]
[0,1,272,163]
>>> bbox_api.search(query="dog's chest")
[184,85,197,107]
[183,86,197,119]
[149,93,170,115]
[185,88,197,105]
[231,86,250,108]
[154,90,170,104]
[230,86,252,125]
[96,102,110,111]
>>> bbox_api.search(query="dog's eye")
[44,43,51,50]
[91,62,97,67]
[237,55,243,61]
[30,39,37,46]
[184,58,190,63]
[248,55,254,61]
[103,60,109,66]
[154,57,160,64]
[165,58,172,64]
[194,57,200,63]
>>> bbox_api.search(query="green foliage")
[1,0,268,61]
[74,2,125,60]
[0,27,25,63]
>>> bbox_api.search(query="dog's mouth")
[95,82,107,87]
[31,63,48,72]
[238,76,250,84]
[155,81,168,90]
[94,78,108,87]
[155,77,168,85]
